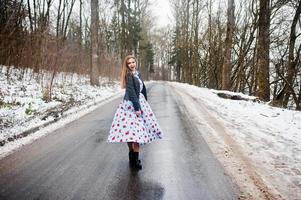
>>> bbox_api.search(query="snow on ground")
[0,65,122,157]
[169,82,301,200]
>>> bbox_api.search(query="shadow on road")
[108,168,165,200]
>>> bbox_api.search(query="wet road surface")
[0,82,239,200]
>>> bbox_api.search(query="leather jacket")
[123,72,147,111]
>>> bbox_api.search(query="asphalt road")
[0,82,239,200]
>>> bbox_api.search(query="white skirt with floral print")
[107,94,163,144]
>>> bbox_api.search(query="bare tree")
[222,0,235,90]
[90,0,100,86]
[282,1,301,108]
[257,0,271,101]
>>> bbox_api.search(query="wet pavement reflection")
[108,169,165,200]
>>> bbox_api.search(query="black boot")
[132,152,142,170]
[129,151,135,167]
[129,151,140,166]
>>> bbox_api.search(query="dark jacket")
[124,72,147,111]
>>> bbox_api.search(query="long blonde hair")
[120,55,137,88]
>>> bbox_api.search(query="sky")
[150,0,173,28]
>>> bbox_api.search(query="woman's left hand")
[135,110,141,117]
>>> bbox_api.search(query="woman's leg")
[132,142,140,152]
[127,142,134,165]
[132,142,142,170]
[127,142,142,169]
[127,142,134,151]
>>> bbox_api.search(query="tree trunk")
[192,0,200,85]
[63,0,76,39]
[120,0,127,60]
[222,0,235,90]
[257,0,270,101]
[79,0,83,46]
[208,0,214,88]
[282,1,301,107]
[90,0,100,86]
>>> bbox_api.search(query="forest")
[0,0,300,110]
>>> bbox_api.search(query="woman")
[107,55,163,170]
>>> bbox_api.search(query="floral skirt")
[107,94,163,144]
